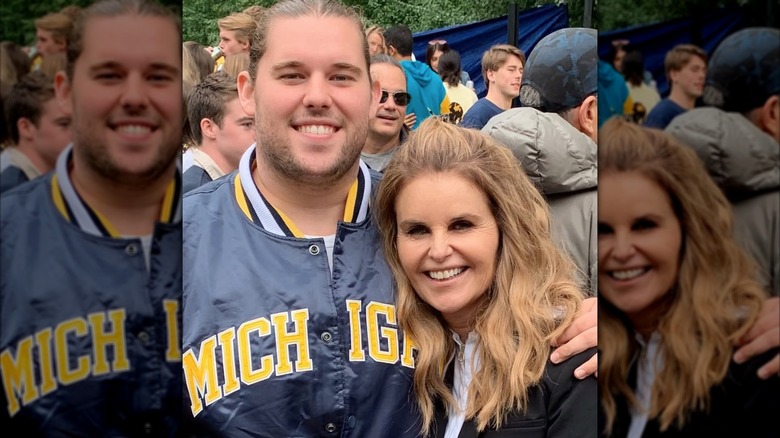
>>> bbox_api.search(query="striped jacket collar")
[233,143,372,238]
[51,144,182,238]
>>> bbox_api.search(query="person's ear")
[577,95,598,142]
[53,71,73,117]
[200,118,217,140]
[756,95,779,143]
[17,118,36,142]
[237,71,256,118]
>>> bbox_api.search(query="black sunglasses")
[380,89,411,106]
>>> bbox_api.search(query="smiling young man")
[461,44,525,130]
[0,0,182,435]
[181,1,598,436]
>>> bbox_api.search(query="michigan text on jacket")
[183,300,417,416]
[1,300,181,417]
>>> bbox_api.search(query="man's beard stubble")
[74,118,181,186]
[255,110,369,188]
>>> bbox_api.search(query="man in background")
[183,71,254,192]
[1,71,71,193]
[461,44,524,130]
[645,44,707,129]
[361,54,410,172]
[384,23,449,130]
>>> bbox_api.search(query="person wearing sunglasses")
[362,54,412,172]
[384,24,450,130]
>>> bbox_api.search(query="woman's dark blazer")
[599,347,780,437]
[433,347,598,438]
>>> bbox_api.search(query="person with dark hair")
[437,49,477,124]
[183,71,254,193]
[598,118,778,437]
[1,41,33,147]
[1,0,183,434]
[0,71,71,193]
[622,49,661,123]
[426,40,472,87]
[384,24,450,130]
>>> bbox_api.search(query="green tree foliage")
[0,0,181,46]
[181,0,588,46]
[596,0,775,30]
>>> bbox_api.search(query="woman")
[375,118,596,437]
[620,50,660,123]
[366,24,386,56]
[437,49,478,124]
[598,119,778,437]
[426,40,471,86]
[183,41,214,87]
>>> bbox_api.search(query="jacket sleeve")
[544,347,598,438]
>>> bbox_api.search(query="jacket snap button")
[125,244,138,256]
[308,244,320,256]
[324,423,336,433]
[321,332,332,342]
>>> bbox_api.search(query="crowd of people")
[0,0,777,436]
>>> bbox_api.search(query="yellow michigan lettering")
[0,337,38,416]
[183,336,221,417]
[271,310,312,375]
[366,302,399,364]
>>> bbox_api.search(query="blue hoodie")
[400,60,449,130]
[597,60,630,128]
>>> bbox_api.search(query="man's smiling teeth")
[298,125,335,135]
[116,125,151,135]
[427,267,464,280]
[611,268,646,280]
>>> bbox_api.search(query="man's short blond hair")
[481,44,525,89]
[664,44,707,80]
[218,11,256,45]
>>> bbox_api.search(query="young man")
[645,44,707,129]
[384,24,449,130]
[1,71,71,193]
[461,44,525,130]
[0,1,183,434]
[182,1,597,436]
[31,6,80,71]
[217,11,253,56]
[183,71,255,193]
[485,27,598,295]
[361,54,410,172]
[666,27,780,379]
[212,8,259,72]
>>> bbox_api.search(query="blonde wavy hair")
[598,118,766,433]
[365,24,386,55]
[374,117,584,434]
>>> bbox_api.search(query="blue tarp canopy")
[598,7,747,97]
[412,4,569,97]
